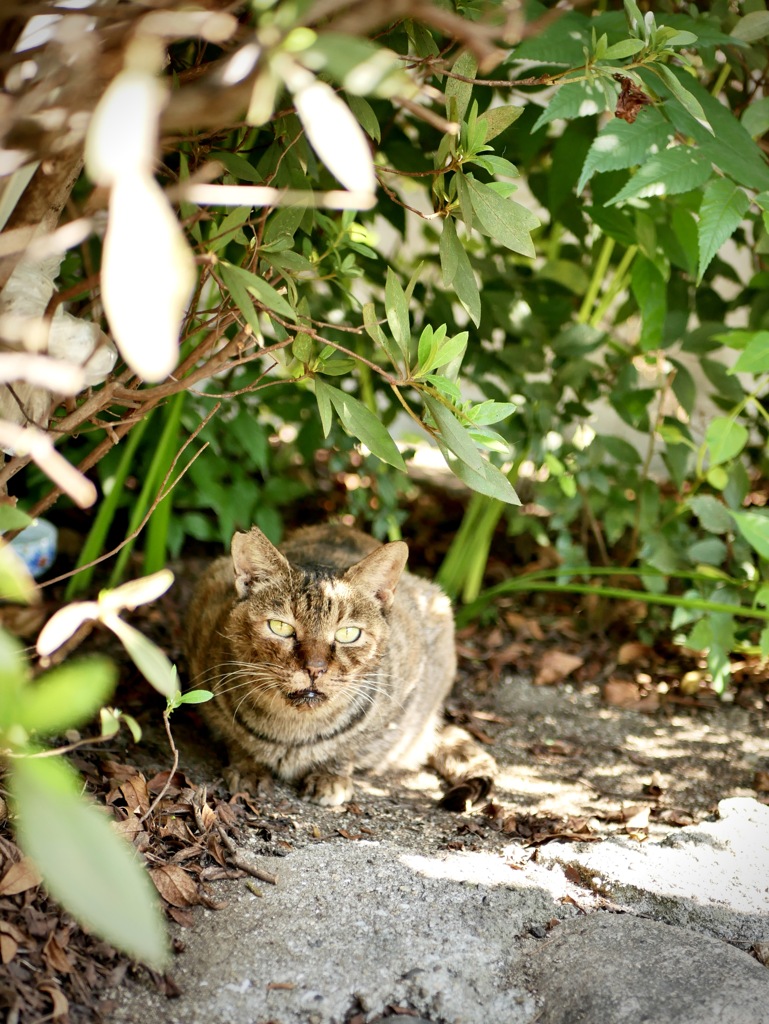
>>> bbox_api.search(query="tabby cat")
[186,523,491,806]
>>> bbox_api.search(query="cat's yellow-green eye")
[268,619,295,638]
[335,626,362,644]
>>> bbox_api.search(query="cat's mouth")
[286,688,328,709]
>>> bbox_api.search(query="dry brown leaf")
[753,771,769,793]
[603,679,642,707]
[0,857,42,896]
[112,817,146,842]
[504,612,545,640]
[43,932,74,974]
[0,932,18,964]
[148,864,199,908]
[622,804,651,828]
[617,641,653,664]
[534,651,584,686]
[119,775,150,815]
[38,981,68,1021]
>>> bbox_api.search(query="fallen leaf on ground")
[603,679,642,707]
[534,651,584,686]
[0,857,42,896]
[148,864,200,908]
[617,641,653,664]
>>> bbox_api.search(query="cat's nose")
[306,659,328,681]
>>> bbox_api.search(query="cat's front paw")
[300,771,354,806]
[223,762,274,797]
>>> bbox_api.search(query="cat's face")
[224,528,408,715]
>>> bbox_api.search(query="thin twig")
[40,402,220,588]
[216,827,279,885]
[138,710,178,826]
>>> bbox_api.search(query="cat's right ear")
[231,527,289,598]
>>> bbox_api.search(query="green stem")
[589,244,638,328]
[109,396,185,586]
[577,236,615,324]
[65,415,152,599]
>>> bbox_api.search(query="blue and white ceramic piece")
[9,518,58,578]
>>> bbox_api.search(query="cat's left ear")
[344,541,408,609]
[231,527,290,598]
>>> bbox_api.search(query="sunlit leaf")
[0,544,36,605]
[100,570,174,614]
[445,51,477,124]
[11,755,168,966]
[705,417,748,468]
[36,602,99,658]
[697,178,750,283]
[282,60,376,197]
[102,614,178,698]
[731,510,769,560]
[102,175,195,383]
[482,105,523,142]
[461,175,539,257]
[424,395,485,473]
[385,267,411,362]
[222,263,297,321]
[323,384,406,470]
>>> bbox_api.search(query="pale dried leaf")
[534,650,584,686]
[85,66,165,183]
[148,864,199,908]
[0,856,42,895]
[36,601,98,657]
[282,59,375,196]
[102,174,195,383]
[100,569,174,614]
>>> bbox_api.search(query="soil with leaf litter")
[1,511,768,1024]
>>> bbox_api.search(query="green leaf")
[424,395,485,473]
[697,178,750,282]
[179,689,214,705]
[385,266,411,362]
[104,615,179,698]
[603,38,646,58]
[221,263,297,321]
[437,442,520,505]
[18,657,117,736]
[741,97,769,140]
[658,71,769,192]
[11,755,168,966]
[440,219,481,326]
[0,506,33,533]
[445,51,477,124]
[468,401,517,426]
[462,174,539,257]
[687,495,733,535]
[648,63,711,131]
[631,257,666,351]
[731,331,769,375]
[0,544,36,604]
[531,79,611,133]
[210,151,262,183]
[218,264,262,335]
[731,11,769,43]
[432,330,468,373]
[324,383,406,470]
[314,378,333,437]
[607,145,712,205]
[705,417,748,467]
[347,94,381,142]
[577,107,673,193]
[731,510,769,560]
[482,105,523,142]
[362,301,401,366]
